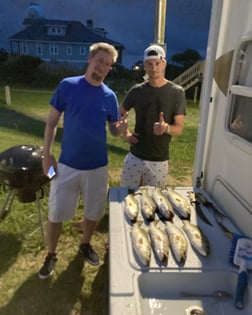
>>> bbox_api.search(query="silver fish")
[182,220,210,257]
[124,193,139,222]
[134,185,155,194]
[164,187,191,220]
[164,221,188,264]
[148,221,169,263]
[131,222,151,266]
[187,191,213,226]
[140,190,157,220]
[152,187,174,220]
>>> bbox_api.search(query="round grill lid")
[0,145,48,191]
[0,145,43,171]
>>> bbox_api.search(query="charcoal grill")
[0,145,50,242]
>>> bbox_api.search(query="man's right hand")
[42,154,57,177]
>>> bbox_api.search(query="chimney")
[86,19,93,28]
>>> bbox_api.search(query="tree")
[0,48,8,63]
[171,49,202,68]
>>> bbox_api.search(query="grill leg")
[0,188,15,219]
[35,190,46,244]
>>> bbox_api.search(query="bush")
[0,54,186,91]
[33,63,81,89]
[0,54,43,84]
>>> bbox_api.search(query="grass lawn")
[0,86,199,315]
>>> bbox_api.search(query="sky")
[0,0,212,68]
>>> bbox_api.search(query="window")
[20,42,29,54]
[36,42,43,56]
[48,26,65,36]
[80,45,86,55]
[229,95,252,142]
[49,44,59,55]
[228,41,252,143]
[66,45,72,55]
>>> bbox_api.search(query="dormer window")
[48,26,65,36]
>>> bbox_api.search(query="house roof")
[9,18,124,49]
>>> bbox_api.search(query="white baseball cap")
[144,44,166,61]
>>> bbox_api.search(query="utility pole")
[154,0,167,50]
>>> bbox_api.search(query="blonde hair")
[89,42,118,63]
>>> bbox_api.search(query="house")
[8,3,125,69]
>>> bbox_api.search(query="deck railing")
[173,60,205,91]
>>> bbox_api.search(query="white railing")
[173,60,205,91]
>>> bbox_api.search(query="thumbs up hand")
[159,112,165,124]
[153,112,168,135]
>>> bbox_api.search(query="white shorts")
[120,152,168,188]
[48,163,108,222]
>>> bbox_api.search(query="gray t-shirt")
[122,80,186,161]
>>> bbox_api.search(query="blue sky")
[0,0,212,68]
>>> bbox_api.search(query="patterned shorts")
[120,152,168,188]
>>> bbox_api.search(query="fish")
[195,191,226,218]
[131,222,151,266]
[140,189,157,220]
[124,193,139,222]
[187,191,213,226]
[182,220,210,257]
[148,221,169,263]
[164,221,188,264]
[164,187,191,220]
[134,185,155,194]
[152,187,174,220]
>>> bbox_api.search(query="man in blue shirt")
[39,42,125,279]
